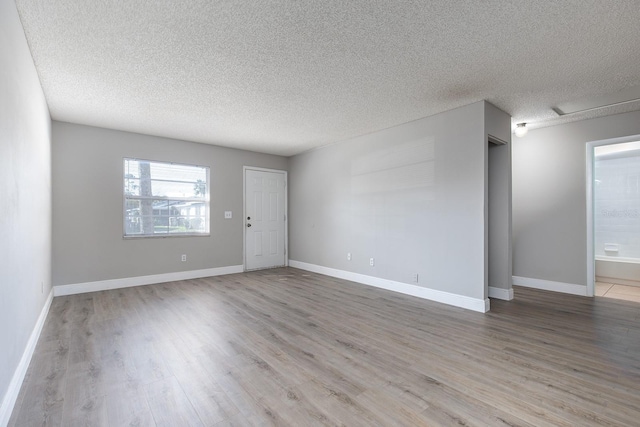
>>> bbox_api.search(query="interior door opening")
[487,136,513,301]
[586,135,640,296]
[588,137,640,300]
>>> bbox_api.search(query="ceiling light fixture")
[514,123,528,137]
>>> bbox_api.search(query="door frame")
[243,166,288,271]
[586,133,640,297]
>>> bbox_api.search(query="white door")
[244,168,287,270]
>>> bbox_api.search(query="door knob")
[247,223,252,227]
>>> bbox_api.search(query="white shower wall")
[594,147,640,285]
[594,152,640,260]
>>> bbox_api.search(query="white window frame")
[123,158,210,238]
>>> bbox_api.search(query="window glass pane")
[124,159,141,179]
[147,180,207,198]
[150,162,206,182]
[124,177,141,196]
[123,158,210,237]
[124,216,141,234]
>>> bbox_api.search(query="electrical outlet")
[369,258,375,266]
[181,254,187,262]
[347,252,351,261]
[412,273,419,283]
[224,211,232,219]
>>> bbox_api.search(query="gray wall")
[0,0,52,418]
[52,122,288,286]
[289,101,496,301]
[512,110,640,287]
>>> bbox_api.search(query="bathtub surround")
[592,142,640,286]
[596,259,640,287]
[594,145,640,260]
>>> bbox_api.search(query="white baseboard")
[488,286,514,301]
[289,260,489,313]
[512,276,587,296]
[53,265,244,297]
[0,289,53,427]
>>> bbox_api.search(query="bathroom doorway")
[587,135,640,302]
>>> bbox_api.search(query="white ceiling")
[14,0,640,156]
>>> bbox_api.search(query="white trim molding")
[290,260,490,313]
[0,290,53,426]
[512,275,588,296]
[53,265,244,297]
[488,286,514,301]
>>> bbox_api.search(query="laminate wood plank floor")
[9,267,640,426]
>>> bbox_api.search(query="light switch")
[224,211,232,219]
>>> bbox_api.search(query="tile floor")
[595,281,640,303]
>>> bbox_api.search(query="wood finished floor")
[9,267,640,426]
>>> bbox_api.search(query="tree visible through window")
[123,158,210,237]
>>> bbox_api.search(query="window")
[123,158,209,237]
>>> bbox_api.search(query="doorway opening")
[487,136,513,301]
[587,135,640,301]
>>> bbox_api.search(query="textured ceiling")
[14,0,640,156]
